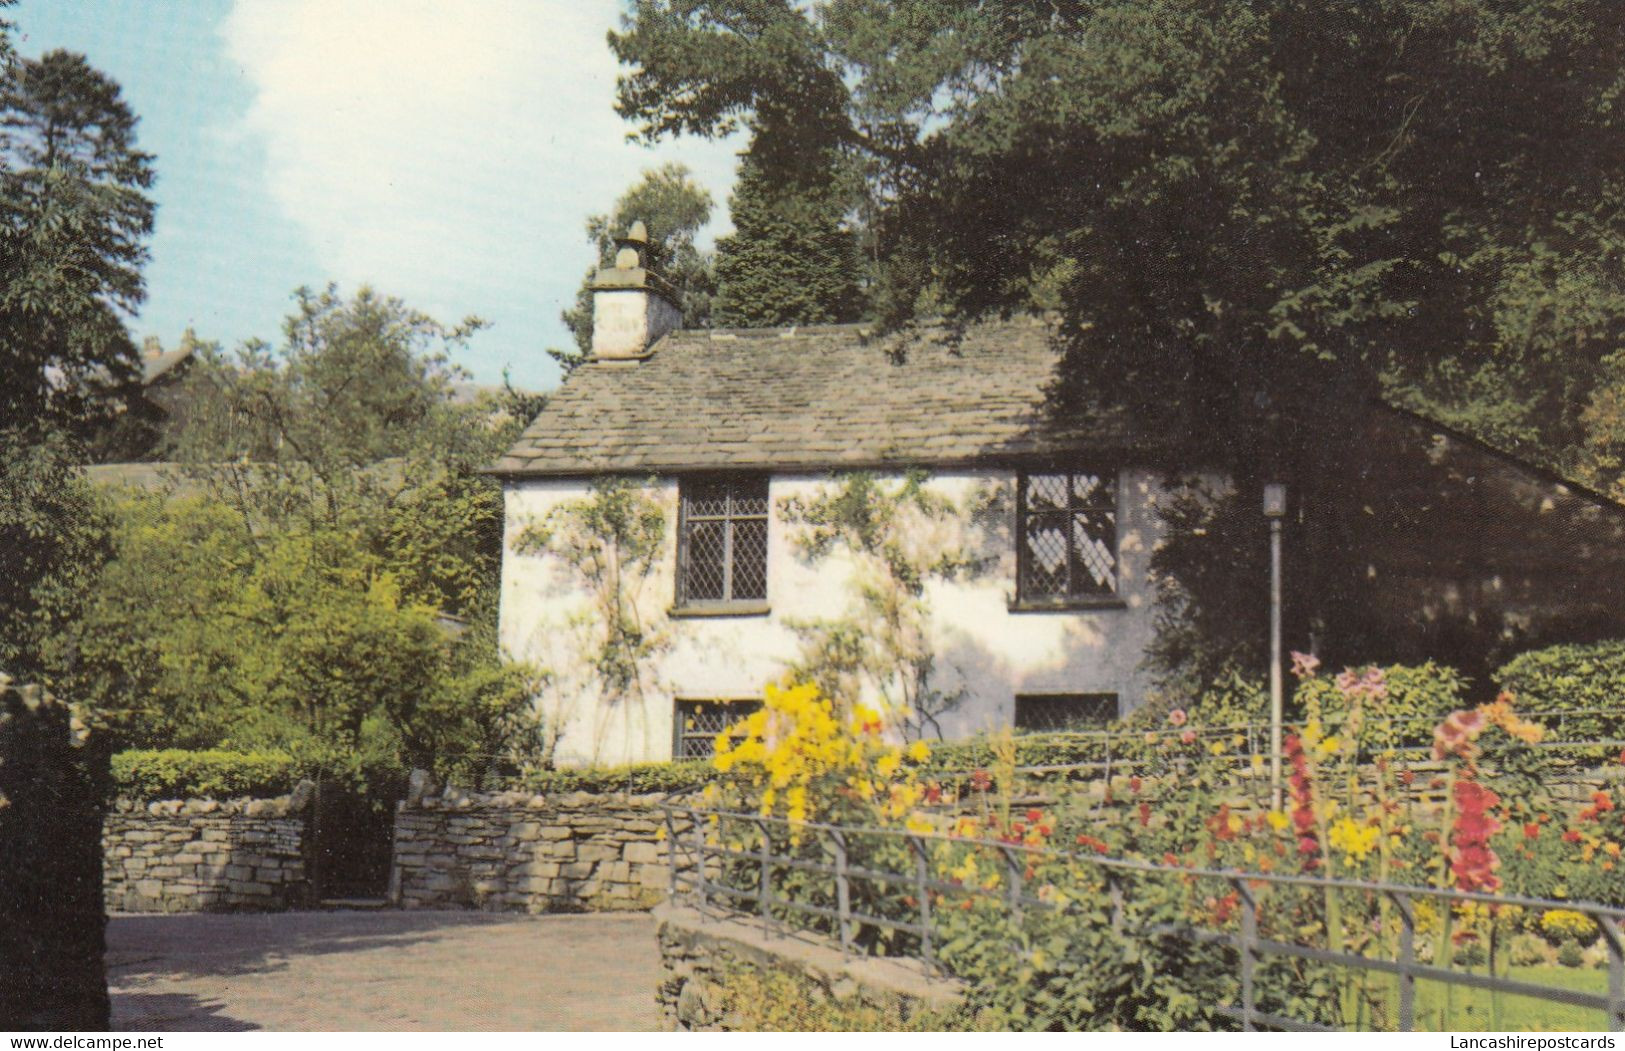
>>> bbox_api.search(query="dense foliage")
[0,26,154,681]
[42,287,545,787]
[1496,640,1625,742]
[110,749,302,802]
[711,140,866,327]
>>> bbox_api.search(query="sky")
[9,0,743,391]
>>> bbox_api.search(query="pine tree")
[711,142,865,328]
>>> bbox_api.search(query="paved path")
[107,910,662,1031]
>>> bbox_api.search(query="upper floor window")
[1016,468,1118,604]
[676,475,769,609]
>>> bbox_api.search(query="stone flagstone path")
[107,910,661,1031]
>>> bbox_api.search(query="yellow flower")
[1251,754,1265,773]
[1327,817,1380,862]
[907,740,931,762]
[905,814,934,835]
[1208,741,1226,756]
[1316,736,1340,756]
[1265,811,1289,832]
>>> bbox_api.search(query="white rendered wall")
[498,468,1171,766]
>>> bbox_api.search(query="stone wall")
[389,784,688,912]
[102,785,313,913]
[654,902,965,1031]
[0,677,111,1031]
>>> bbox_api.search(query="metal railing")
[662,802,1625,1032]
[930,710,1625,785]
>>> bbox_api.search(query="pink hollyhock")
[1168,708,1189,727]
[1290,651,1321,678]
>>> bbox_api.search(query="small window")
[1016,469,1118,603]
[674,699,762,760]
[677,476,769,608]
[1014,693,1119,733]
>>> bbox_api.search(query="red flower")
[1162,852,1179,867]
[1181,729,1197,745]
[923,783,943,804]
[969,769,992,792]
[1524,823,1540,840]
[1037,825,1052,838]
[1138,802,1152,827]
[1448,774,1504,892]
[1563,830,1582,844]
[1399,769,1415,787]
[1594,792,1615,814]
[1130,776,1143,793]
[1026,809,1043,823]
[1076,834,1109,855]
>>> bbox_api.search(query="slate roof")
[490,318,1149,477]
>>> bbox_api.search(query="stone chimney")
[590,221,681,360]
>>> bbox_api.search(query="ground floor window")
[673,698,763,760]
[1013,692,1119,733]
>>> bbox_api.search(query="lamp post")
[1263,482,1287,812]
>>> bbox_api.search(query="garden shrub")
[1508,933,1551,968]
[1556,940,1585,968]
[112,749,300,800]
[706,963,981,1031]
[1496,640,1625,741]
[521,759,713,796]
[111,747,409,801]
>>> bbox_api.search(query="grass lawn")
[1367,966,1611,1032]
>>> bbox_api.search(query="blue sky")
[10,1,742,391]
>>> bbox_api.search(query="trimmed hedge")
[520,759,715,796]
[1497,640,1625,742]
[111,749,301,801]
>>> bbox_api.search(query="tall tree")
[611,0,1625,685]
[555,162,714,374]
[0,47,155,431]
[169,285,507,617]
[0,39,154,679]
[711,139,865,327]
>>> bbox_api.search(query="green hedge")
[111,749,301,801]
[1496,640,1625,742]
[519,759,716,796]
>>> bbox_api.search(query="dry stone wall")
[102,785,312,913]
[654,902,965,1031]
[0,677,111,1031]
[390,785,689,913]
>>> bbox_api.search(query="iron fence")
[939,708,1625,785]
[661,802,1625,1032]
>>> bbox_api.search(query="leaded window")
[1016,469,1118,602]
[674,699,762,760]
[1014,693,1119,733]
[677,476,769,607]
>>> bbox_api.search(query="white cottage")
[490,225,1185,767]
[491,226,1625,766]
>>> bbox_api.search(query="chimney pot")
[590,221,680,360]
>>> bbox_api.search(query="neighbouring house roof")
[489,318,1151,477]
[141,345,194,385]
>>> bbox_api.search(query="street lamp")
[1263,482,1287,812]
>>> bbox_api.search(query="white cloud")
[220,0,740,384]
